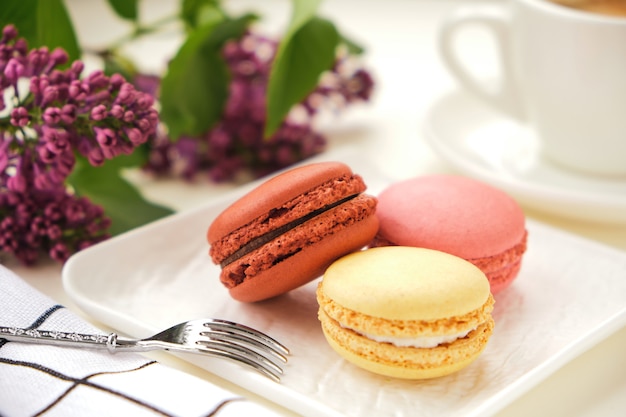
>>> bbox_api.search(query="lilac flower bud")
[10,107,29,127]
[110,104,124,119]
[116,83,134,105]
[101,147,116,159]
[85,201,105,218]
[69,80,88,100]
[7,175,27,193]
[0,152,8,173]
[46,224,62,240]
[44,203,63,221]
[86,70,109,89]
[87,147,104,166]
[209,128,230,149]
[1,217,15,230]
[136,94,154,110]
[41,85,59,107]
[146,108,158,124]
[345,69,374,102]
[89,90,113,105]
[47,168,67,185]
[25,231,42,247]
[56,151,74,176]
[110,73,125,88]
[0,233,18,252]
[13,38,28,56]
[42,126,67,154]
[29,77,42,95]
[64,201,85,223]
[123,110,135,123]
[90,104,107,121]
[48,69,67,85]
[30,216,46,234]
[86,219,110,235]
[42,107,62,125]
[125,127,144,145]
[2,24,17,41]
[28,48,49,75]
[34,172,53,190]
[37,145,57,163]
[222,41,239,60]
[136,118,152,133]
[4,58,24,83]
[60,104,77,124]
[49,48,68,67]
[95,127,116,148]
[49,242,70,262]
[70,61,84,76]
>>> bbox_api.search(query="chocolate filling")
[220,193,360,268]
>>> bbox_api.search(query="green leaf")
[0,0,38,44]
[68,157,174,236]
[106,0,138,21]
[159,14,255,140]
[180,0,224,29]
[340,33,365,55]
[35,0,81,62]
[265,16,339,138]
[285,0,323,37]
[0,0,81,63]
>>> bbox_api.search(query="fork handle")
[0,326,118,352]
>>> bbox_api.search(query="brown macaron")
[207,161,379,302]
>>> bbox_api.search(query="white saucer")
[423,89,626,225]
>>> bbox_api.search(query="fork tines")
[198,319,289,382]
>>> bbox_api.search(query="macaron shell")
[221,193,377,291]
[472,231,527,293]
[208,162,356,244]
[317,286,495,338]
[488,261,522,293]
[322,247,490,321]
[319,308,495,379]
[229,213,379,302]
[375,175,526,259]
[371,233,526,294]
[210,172,368,266]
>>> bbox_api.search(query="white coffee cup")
[438,0,626,177]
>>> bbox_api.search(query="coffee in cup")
[550,0,626,17]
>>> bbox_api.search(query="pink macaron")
[371,175,527,293]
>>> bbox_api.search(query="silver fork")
[0,318,289,382]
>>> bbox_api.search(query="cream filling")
[342,323,475,348]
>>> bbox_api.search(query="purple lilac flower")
[0,24,159,265]
[142,31,373,182]
[0,188,110,265]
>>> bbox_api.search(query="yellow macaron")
[316,246,495,379]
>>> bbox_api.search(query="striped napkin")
[0,264,282,417]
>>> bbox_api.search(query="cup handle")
[438,5,525,121]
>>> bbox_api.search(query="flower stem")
[106,13,179,51]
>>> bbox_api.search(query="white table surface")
[7,0,626,416]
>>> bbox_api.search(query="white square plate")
[62,162,626,417]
